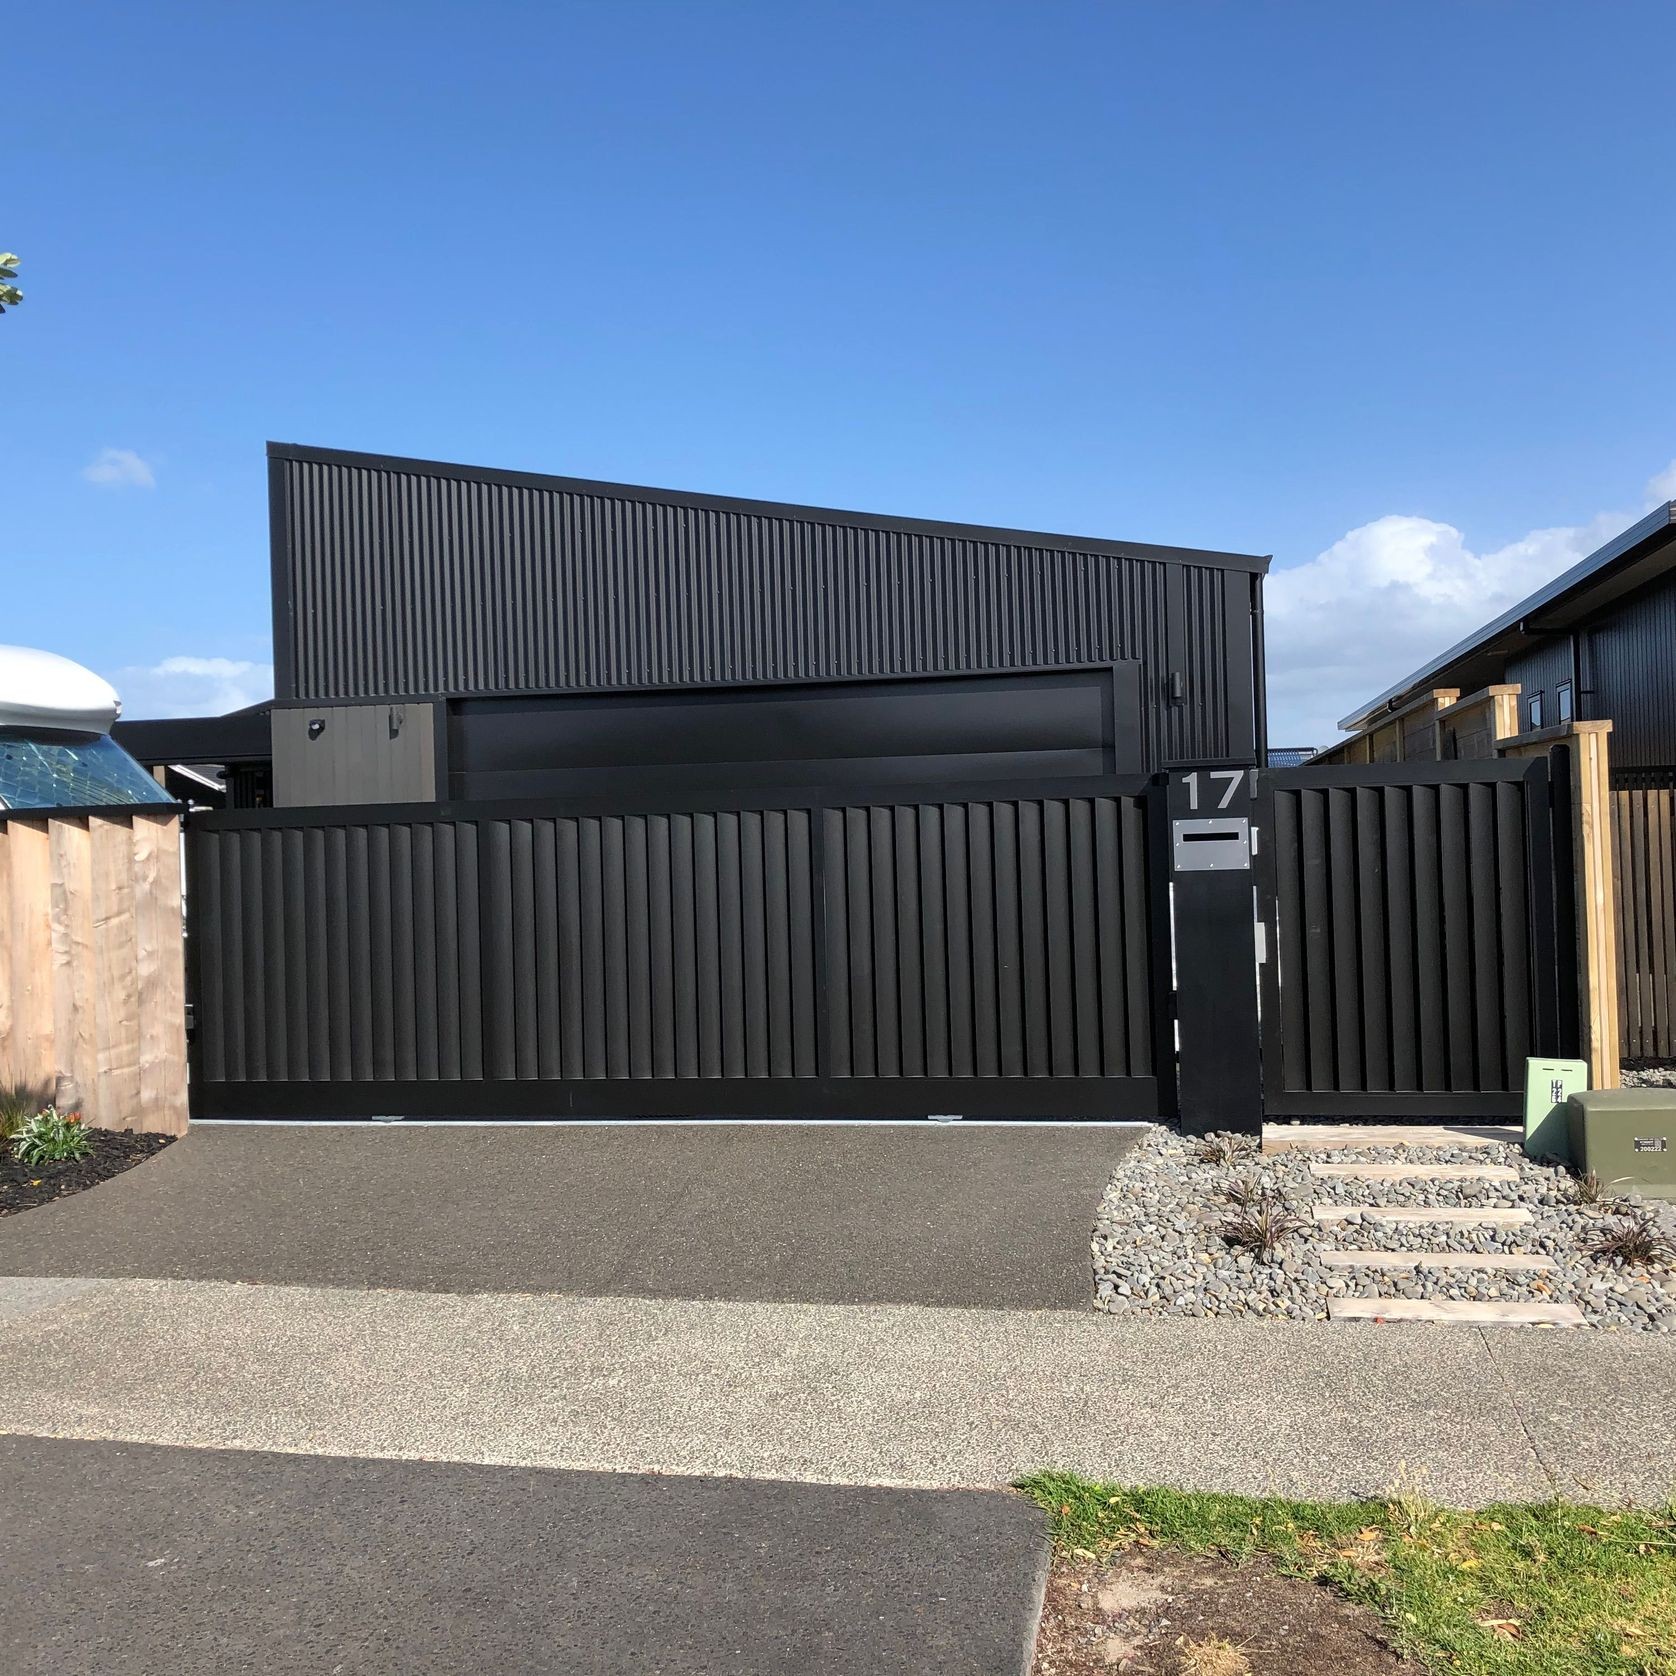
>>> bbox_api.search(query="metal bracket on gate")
[1171,816,1252,873]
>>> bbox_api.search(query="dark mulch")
[0,1129,175,1217]
[1031,1550,1419,1676]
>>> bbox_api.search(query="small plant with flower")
[11,1107,94,1167]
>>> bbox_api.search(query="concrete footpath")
[3,1273,1672,1506]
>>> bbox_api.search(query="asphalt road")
[0,1121,1141,1308]
[0,1434,1048,1676]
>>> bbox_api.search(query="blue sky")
[7,1,1675,742]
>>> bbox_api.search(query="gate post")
[1166,767,1263,1135]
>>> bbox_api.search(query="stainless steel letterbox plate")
[1172,816,1252,873]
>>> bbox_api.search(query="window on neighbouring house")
[1557,681,1573,724]
[1527,693,1543,730]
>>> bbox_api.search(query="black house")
[120,443,1271,805]
[1337,499,1676,783]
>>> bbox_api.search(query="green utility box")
[1567,1090,1676,1200]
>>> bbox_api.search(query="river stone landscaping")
[1092,1125,1676,1330]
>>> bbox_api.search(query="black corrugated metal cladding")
[271,445,1268,772]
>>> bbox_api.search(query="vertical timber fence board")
[0,809,187,1134]
[183,781,1170,1119]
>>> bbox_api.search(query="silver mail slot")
[1172,816,1251,873]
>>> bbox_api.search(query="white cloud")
[111,656,273,720]
[82,447,156,489]
[1262,470,1676,750]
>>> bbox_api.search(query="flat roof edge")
[266,441,1271,575]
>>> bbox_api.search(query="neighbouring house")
[1317,498,1676,1069]
[1322,499,1676,780]
[116,442,1272,807]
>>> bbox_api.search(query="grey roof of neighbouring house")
[1338,499,1676,733]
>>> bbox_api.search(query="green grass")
[1018,1472,1676,1676]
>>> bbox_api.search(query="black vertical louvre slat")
[823,808,853,1076]
[389,824,418,1082]
[670,813,699,1078]
[236,831,264,1081]
[455,822,483,1080]
[579,818,607,1079]
[1043,799,1076,1077]
[325,827,352,1080]
[1467,783,1504,1090]
[433,823,461,1080]
[532,821,562,1079]
[1410,785,1445,1091]
[346,826,374,1081]
[647,814,676,1079]
[1092,798,1127,1077]
[1119,797,1154,1078]
[992,802,1025,1076]
[1379,788,1416,1092]
[1497,780,1532,1074]
[693,813,722,1077]
[1272,790,1307,1097]
[368,824,396,1082]
[967,803,1000,1077]
[196,833,226,1082]
[556,818,584,1078]
[867,806,900,1077]
[1353,788,1389,1092]
[893,806,925,1078]
[787,810,817,1077]
[479,820,515,1080]
[506,820,538,1079]
[1299,790,1333,1092]
[1017,800,1050,1076]
[739,811,769,1079]
[918,806,950,1079]
[259,829,288,1079]
[625,815,653,1081]
[1438,784,1473,1091]
[602,816,631,1080]
[411,824,439,1082]
[1326,788,1362,1092]
[717,812,746,1077]
[1067,799,1100,1077]
[942,805,975,1078]
[762,811,794,1080]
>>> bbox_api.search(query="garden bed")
[1092,1126,1676,1330]
[0,1128,174,1216]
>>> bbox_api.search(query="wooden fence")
[1615,787,1676,1060]
[0,808,188,1134]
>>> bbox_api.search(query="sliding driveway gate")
[183,778,1173,1120]
[182,756,1576,1126]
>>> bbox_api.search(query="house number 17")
[1181,770,1245,811]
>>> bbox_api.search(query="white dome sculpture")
[0,645,123,735]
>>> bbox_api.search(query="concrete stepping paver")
[1319,1250,1557,1272]
[1308,1162,1519,1181]
[1312,1205,1532,1226]
[1263,1123,1521,1155]
[1329,1297,1586,1326]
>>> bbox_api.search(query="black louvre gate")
[1255,757,1573,1120]
[184,778,1172,1120]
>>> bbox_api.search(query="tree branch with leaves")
[0,254,22,313]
